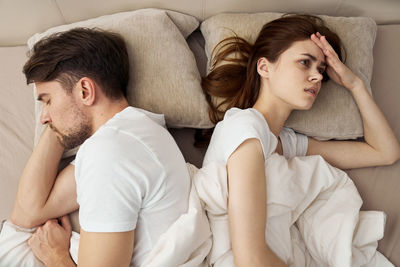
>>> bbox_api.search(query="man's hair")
[23,28,129,100]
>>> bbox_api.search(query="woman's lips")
[304,88,318,98]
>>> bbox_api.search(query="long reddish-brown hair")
[201,14,343,125]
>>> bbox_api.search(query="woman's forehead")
[283,39,325,61]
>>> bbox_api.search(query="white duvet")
[193,153,393,267]
[0,181,212,267]
[0,153,394,266]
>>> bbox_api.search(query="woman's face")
[264,39,326,110]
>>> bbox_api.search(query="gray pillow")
[201,12,377,140]
[28,8,213,152]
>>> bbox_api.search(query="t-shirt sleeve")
[295,132,308,156]
[75,131,162,233]
[217,110,277,163]
[280,127,308,158]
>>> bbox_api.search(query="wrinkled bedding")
[0,182,212,267]
[0,153,394,266]
[193,153,393,267]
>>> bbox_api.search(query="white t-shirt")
[203,108,308,166]
[74,106,190,266]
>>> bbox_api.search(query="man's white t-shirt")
[74,106,190,266]
[203,108,308,166]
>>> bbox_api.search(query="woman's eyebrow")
[301,53,326,67]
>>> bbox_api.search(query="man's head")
[24,27,129,99]
[23,28,130,148]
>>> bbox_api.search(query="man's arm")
[29,216,135,267]
[78,230,135,266]
[11,127,78,228]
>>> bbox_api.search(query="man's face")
[36,81,92,149]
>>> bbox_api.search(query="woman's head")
[250,14,342,82]
[202,14,343,124]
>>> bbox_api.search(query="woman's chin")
[295,102,314,111]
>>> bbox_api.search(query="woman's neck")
[253,95,292,138]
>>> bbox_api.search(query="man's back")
[74,106,191,265]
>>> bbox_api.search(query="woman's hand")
[308,34,400,168]
[311,32,363,91]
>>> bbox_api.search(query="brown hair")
[23,28,129,100]
[202,14,343,125]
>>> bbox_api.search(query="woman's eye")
[318,68,326,74]
[300,59,309,66]
[46,100,51,105]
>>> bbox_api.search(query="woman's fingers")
[311,33,324,49]
[311,33,338,59]
[326,49,344,73]
[311,33,342,71]
[319,35,338,57]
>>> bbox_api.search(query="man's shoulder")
[77,126,157,165]
[76,106,180,172]
[107,106,166,133]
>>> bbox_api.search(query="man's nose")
[40,107,51,125]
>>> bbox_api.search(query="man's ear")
[256,57,271,78]
[77,77,96,106]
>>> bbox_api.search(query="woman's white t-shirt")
[203,108,308,166]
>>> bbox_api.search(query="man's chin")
[59,135,87,150]
[56,136,69,149]
[52,132,65,147]
[50,122,92,150]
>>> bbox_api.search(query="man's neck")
[90,98,130,134]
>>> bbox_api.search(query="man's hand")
[28,215,75,267]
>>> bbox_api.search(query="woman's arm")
[227,138,287,267]
[307,33,400,169]
[11,127,78,228]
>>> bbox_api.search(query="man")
[9,28,191,266]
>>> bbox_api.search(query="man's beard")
[49,108,92,150]
[51,124,92,149]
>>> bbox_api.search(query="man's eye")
[46,100,51,105]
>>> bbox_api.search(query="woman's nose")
[309,69,323,82]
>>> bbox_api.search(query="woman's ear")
[257,57,271,78]
[76,77,96,106]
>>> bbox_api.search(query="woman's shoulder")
[220,107,268,129]
[206,107,277,163]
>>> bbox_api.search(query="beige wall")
[1,0,400,46]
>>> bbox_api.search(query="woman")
[201,14,400,266]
